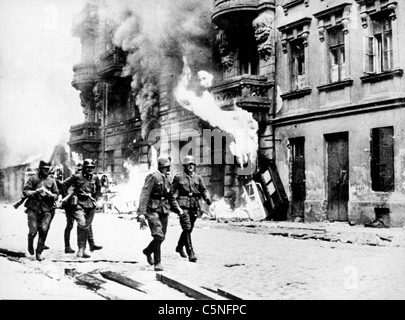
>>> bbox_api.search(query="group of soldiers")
[21,155,211,272]
[22,159,103,261]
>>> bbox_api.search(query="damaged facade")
[68,0,405,226]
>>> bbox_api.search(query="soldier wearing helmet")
[61,162,102,254]
[171,155,211,262]
[61,158,102,258]
[22,160,59,261]
[137,154,183,271]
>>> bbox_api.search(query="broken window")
[371,126,394,192]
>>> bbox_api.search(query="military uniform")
[62,162,101,257]
[23,161,59,261]
[172,170,211,261]
[137,158,181,271]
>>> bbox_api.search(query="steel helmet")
[182,155,196,165]
[38,160,51,170]
[82,159,95,169]
[157,155,171,168]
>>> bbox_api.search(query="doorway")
[290,138,306,218]
[326,132,349,221]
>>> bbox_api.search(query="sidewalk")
[202,218,405,248]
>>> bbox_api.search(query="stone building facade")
[274,0,405,226]
[69,0,405,226]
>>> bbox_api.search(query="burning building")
[68,0,405,226]
[69,0,277,213]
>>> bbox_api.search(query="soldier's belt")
[179,193,200,198]
[150,195,167,200]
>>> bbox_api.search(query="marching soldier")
[61,163,102,254]
[61,159,102,258]
[171,155,211,262]
[23,160,59,261]
[137,155,183,271]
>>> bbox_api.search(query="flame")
[103,146,158,214]
[174,57,259,165]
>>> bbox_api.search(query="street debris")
[0,248,26,258]
[100,270,148,294]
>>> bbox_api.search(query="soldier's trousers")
[144,211,168,264]
[64,207,96,248]
[26,209,53,254]
[70,207,95,249]
[177,208,198,254]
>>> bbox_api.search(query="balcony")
[212,0,274,29]
[68,122,101,148]
[210,75,273,114]
[72,4,98,37]
[72,63,97,92]
[99,48,126,79]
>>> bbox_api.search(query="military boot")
[76,228,91,258]
[28,234,35,255]
[88,226,103,252]
[143,248,154,265]
[154,240,164,271]
[175,232,187,258]
[64,228,75,253]
[185,232,197,263]
[65,246,75,254]
[36,251,44,261]
[175,246,187,258]
[77,248,91,258]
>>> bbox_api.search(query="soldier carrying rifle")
[22,160,58,261]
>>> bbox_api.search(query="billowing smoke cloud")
[100,0,215,138]
[106,0,214,82]
[174,57,259,165]
[0,0,84,169]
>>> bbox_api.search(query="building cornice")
[272,97,405,127]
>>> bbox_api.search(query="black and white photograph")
[0,0,404,306]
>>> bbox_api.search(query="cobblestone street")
[1,204,404,300]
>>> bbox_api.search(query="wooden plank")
[217,287,246,300]
[201,285,246,300]
[99,271,147,294]
[52,259,138,264]
[75,273,107,290]
[156,273,226,300]
[0,248,26,258]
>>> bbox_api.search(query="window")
[328,26,345,82]
[290,38,306,90]
[238,36,259,75]
[106,150,115,173]
[278,17,312,93]
[365,13,393,73]
[371,126,394,192]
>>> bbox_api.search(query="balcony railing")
[99,48,126,78]
[72,63,97,91]
[210,74,273,112]
[68,122,101,146]
[213,0,274,27]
